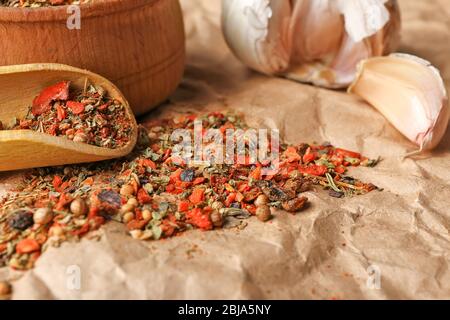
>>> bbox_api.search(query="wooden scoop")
[0,63,138,172]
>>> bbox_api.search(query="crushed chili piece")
[32,81,69,116]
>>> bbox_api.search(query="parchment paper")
[1,0,450,299]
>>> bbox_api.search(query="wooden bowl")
[0,0,185,116]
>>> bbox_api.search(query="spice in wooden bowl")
[0,80,133,149]
[0,0,88,7]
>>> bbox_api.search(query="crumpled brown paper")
[1,0,450,299]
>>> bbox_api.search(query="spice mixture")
[0,0,88,7]
[0,112,380,270]
[0,81,133,149]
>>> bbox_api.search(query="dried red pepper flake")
[55,193,72,211]
[16,239,40,254]
[225,193,237,207]
[162,149,172,161]
[299,165,328,177]
[66,101,85,115]
[140,159,157,170]
[249,166,262,180]
[161,222,176,237]
[178,200,191,212]
[166,184,176,193]
[137,188,152,204]
[88,206,100,219]
[0,243,7,253]
[189,188,205,205]
[32,81,69,116]
[284,147,301,162]
[335,166,346,174]
[219,122,235,135]
[89,215,105,228]
[186,208,213,230]
[71,223,90,237]
[302,153,316,164]
[59,181,71,192]
[335,148,361,159]
[83,177,94,186]
[48,123,59,136]
[170,169,183,183]
[186,114,197,121]
[192,177,206,185]
[52,175,63,189]
[56,105,67,121]
[238,182,250,193]
[97,103,109,111]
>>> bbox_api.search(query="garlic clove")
[285,0,345,87]
[328,35,375,87]
[288,0,344,64]
[221,0,292,75]
[348,54,449,151]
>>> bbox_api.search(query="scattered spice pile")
[0,0,88,7]
[0,81,133,149]
[0,112,380,270]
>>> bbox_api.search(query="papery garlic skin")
[348,54,449,151]
[287,0,401,87]
[222,0,401,88]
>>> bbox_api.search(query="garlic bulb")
[348,54,449,151]
[222,0,401,88]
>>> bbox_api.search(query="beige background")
[1,0,450,299]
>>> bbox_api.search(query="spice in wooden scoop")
[1,81,133,149]
[0,0,88,7]
[0,112,380,270]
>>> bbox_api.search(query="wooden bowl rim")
[0,0,162,22]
